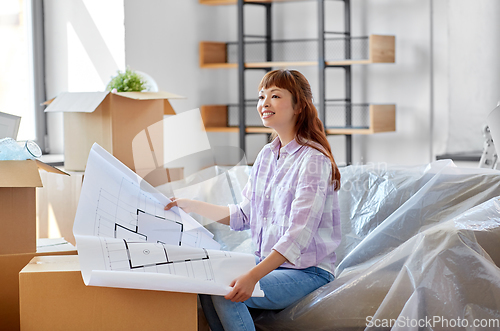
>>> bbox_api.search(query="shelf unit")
[199,35,395,68]
[201,0,311,5]
[201,104,395,134]
[199,0,396,164]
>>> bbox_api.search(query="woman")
[164,69,341,331]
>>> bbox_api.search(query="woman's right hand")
[164,197,195,213]
[165,198,230,225]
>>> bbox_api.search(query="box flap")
[0,160,42,187]
[35,159,70,176]
[115,91,185,100]
[21,255,80,273]
[41,97,56,106]
[164,100,176,115]
[44,92,109,113]
[0,160,68,187]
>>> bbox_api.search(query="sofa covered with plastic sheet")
[156,160,500,331]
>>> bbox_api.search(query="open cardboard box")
[19,255,197,331]
[0,238,76,331]
[36,169,84,246]
[44,91,185,178]
[0,159,68,255]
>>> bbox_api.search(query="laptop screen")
[0,111,21,139]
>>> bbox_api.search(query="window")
[0,0,45,149]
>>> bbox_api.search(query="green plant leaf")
[106,67,147,92]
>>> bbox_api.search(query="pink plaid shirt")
[229,138,341,273]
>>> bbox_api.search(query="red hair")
[258,69,341,190]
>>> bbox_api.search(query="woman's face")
[257,86,298,132]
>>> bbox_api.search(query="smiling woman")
[257,69,340,185]
[165,69,342,331]
[257,86,297,146]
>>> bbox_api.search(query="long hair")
[258,69,341,190]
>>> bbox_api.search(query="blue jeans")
[199,263,334,331]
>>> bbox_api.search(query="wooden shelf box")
[326,105,396,135]
[200,0,311,5]
[200,104,396,135]
[200,105,229,128]
[199,35,395,68]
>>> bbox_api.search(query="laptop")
[0,111,21,139]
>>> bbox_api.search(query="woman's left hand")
[224,271,259,302]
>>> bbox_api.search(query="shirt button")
[266,195,269,198]
[264,217,267,220]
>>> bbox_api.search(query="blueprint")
[74,143,264,297]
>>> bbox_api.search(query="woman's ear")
[293,103,302,115]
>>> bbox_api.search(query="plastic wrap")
[157,160,500,330]
[254,160,500,330]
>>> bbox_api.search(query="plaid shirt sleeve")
[228,179,252,231]
[228,150,263,231]
[272,154,331,266]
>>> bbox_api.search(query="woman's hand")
[164,197,195,213]
[224,250,288,302]
[164,199,230,225]
[224,271,259,303]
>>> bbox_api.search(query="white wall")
[44,0,125,154]
[44,0,500,166]
[445,0,500,154]
[123,0,266,165]
[123,0,434,166]
[352,0,432,165]
[432,0,449,158]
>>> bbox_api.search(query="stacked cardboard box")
[0,160,68,254]
[0,239,77,331]
[14,159,192,330]
[0,159,76,330]
[36,170,85,245]
[19,255,197,331]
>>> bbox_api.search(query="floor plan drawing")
[100,237,215,281]
[93,177,185,247]
[74,143,263,296]
[113,210,183,245]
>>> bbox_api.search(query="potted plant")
[106,67,147,92]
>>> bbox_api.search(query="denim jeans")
[199,263,334,331]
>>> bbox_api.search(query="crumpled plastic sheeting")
[253,160,500,331]
[157,160,500,330]
[336,159,500,272]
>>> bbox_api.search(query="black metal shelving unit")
[200,0,395,165]
[318,0,353,163]
[236,0,354,164]
[237,0,272,154]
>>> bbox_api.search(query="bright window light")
[0,0,36,141]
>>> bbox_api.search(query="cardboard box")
[0,160,68,255]
[44,91,184,172]
[0,239,77,331]
[165,167,184,182]
[142,166,185,189]
[36,170,84,246]
[19,255,197,331]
